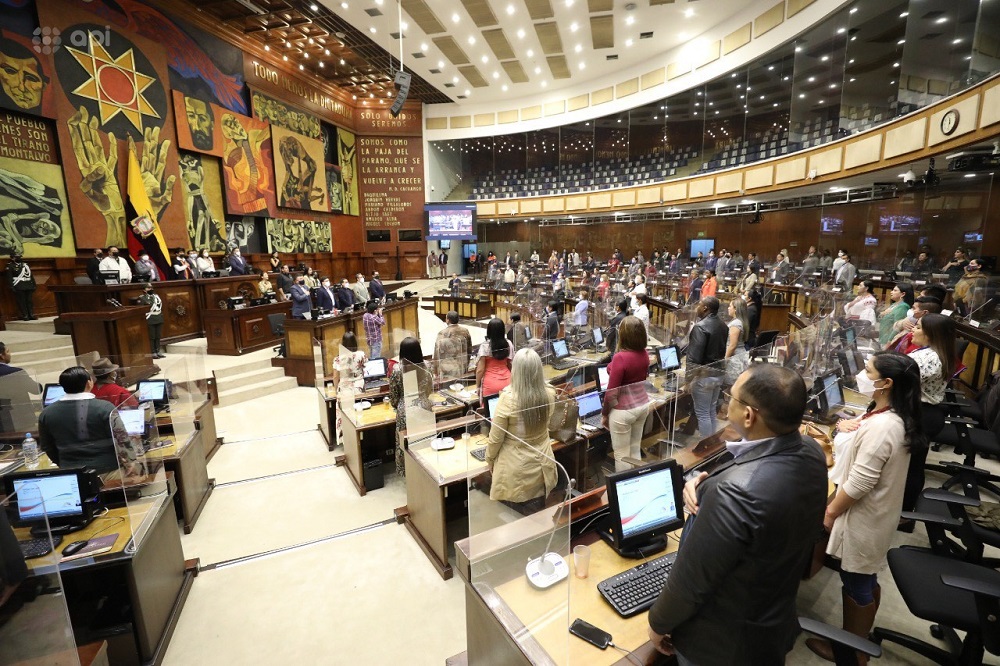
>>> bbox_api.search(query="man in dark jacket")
[86,247,105,284]
[686,296,728,437]
[604,298,629,356]
[542,300,560,358]
[369,271,386,301]
[335,278,355,311]
[648,364,827,665]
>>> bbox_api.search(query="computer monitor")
[602,458,685,558]
[844,326,857,349]
[100,270,121,284]
[524,326,532,340]
[136,380,168,408]
[228,296,246,310]
[484,393,501,419]
[3,468,97,535]
[574,390,603,421]
[817,373,845,417]
[596,364,610,392]
[42,383,65,407]
[657,345,681,372]
[119,409,147,437]
[838,350,859,377]
[591,327,604,346]
[363,357,388,379]
[552,339,570,360]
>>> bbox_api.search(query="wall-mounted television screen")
[879,215,921,234]
[864,236,879,246]
[820,217,843,234]
[438,240,451,249]
[964,231,984,244]
[425,203,477,241]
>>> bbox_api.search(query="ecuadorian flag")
[125,148,172,280]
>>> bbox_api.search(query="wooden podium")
[61,306,158,383]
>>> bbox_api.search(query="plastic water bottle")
[22,433,39,468]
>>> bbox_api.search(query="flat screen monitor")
[3,468,96,532]
[363,357,388,379]
[42,383,65,407]
[100,270,120,284]
[838,350,859,377]
[552,339,570,360]
[596,364,610,392]
[591,327,604,346]
[820,216,843,235]
[438,240,451,250]
[819,373,844,416]
[119,409,147,437]
[844,327,857,348]
[574,390,603,419]
[879,214,921,235]
[605,459,686,555]
[485,393,501,419]
[136,380,167,406]
[657,345,681,372]
[425,203,477,241]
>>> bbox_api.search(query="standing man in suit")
[335,279,355,311]
[448,273,462,296]
[86,247,105,284]
[316,277,337,312]
[542,301,560,357]
[227,248,249,275]
[836,253,857,292]
[289,275,311,319]
[352,273,370,305]
[686,297,728,437]
[647,364,827,665]
[369,271,385,301]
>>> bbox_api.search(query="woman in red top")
[477,318,512,405]
[90,358,139,408]
[601,316,651,471]
[701,270,718,298]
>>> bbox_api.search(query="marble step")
[0,333,72,354]
[4,318,57,334]
[213,359,277,380]
[216,375,298,407]
[215,366,287,390]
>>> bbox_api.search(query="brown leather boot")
[842,585,880,665]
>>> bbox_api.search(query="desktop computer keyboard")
[19,535,63,559]
[551,359,580,371]
[580,414,603,429]
[597,551,677,617]
[364,379,389,391]
[470,446,487,461]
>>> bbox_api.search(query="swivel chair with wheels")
[872,547,1000,665]
[907,487,1000,566]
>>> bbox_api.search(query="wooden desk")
[283,297,419,385]
[61,307,158,384]
[432,294,492,321]
[203,300,291,355]
[156,397,221,461]
[456,506,678,665]
[145,429,214,534]
[13,491,196,666]
[50,282,202,342]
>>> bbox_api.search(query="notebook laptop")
[575,390,604,429]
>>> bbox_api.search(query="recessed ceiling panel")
[400,0,446,35]
[460,0,499,28]
[588,0,613,11]
[501,60,530,83]
[535,22,564,55]
[524,0,555,21]
[459,65,489,87]
[591,15,614,49]
[433,35,471,65]
[547,55,571,79]
[483,28,516,60]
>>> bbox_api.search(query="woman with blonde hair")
[725,297,751,383]
[486,348,557,513]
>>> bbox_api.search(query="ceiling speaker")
[390,70,412,117]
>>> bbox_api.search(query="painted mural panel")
[179,150,227,250]
[265,217,331,253]
[271,125,327,212]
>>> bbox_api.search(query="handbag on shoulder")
[548,392,580,443]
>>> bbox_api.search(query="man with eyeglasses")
[647,364,828,665]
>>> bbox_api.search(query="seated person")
[90,357,139,408]
[38,367,134,474]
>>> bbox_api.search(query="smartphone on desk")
[569,618,612,650]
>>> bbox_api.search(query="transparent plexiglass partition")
[465,395,573,665]
[336,342,362,435]
[0,486,80,666]
[0,366,43,452]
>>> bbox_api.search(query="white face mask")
[855,370,878,397]
[906,307,914,318]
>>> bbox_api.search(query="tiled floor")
[49,278,989,665]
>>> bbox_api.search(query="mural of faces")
[0,38,47,113]
[184,96,214,151]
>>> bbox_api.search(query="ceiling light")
[527,49,534,57]
[541,80,547,87]
[451,12,460,23]
[684,8,694,18]
[625,38,633,47]
[352,94,356,99]
[324,48,330,55]
[310,2,318,9]
[502,84,508,91]
[849,7,857,13]
[900,12,908,18]
[465,89,471,96]
[565,0,574,6]
[468,36,476,45]
[369,92,374,98]
[821,55,829,61]
[506,4,515,14]
[534,66,541,74]
[303,52,309,58]
[264,44,270,51]
[953,38,963,44]
[849,77,856,82]
[830,83,837,88]
[492,71,499,79]
[578,62,586,70]
[759,95,765,99]
[341,1,348,7]
[808,76,815,82]
[625,15,634,25]
[574,44,582,53]
[452,76,459,83]
[837,27,846,34]
[935,16,948,24]
[369,26,376,33]
[481,55,488,63]
[437,60,444,68]
[282,54,288,61]
[570,22,579,32]
[964,173,976,178]
[400,21,408,30]
[798,93,805,98]
[893,62,899,67]
[308,38,314,44]
[794,46,802,52]
[319,61,324,67]
[375,0,383,4]
[299,64,304,70]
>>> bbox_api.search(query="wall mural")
[39,0,187,250]
[251,89,319,138]
[218,109,275,218]
[172,89,223,156]
[336,127,358,216]
[179,150,227,251]
[265,217,331,253]
[225,215,260,253]
[271,124,327,212]
[0,156,75,257]
[0,29,55,118]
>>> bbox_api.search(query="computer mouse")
[61,540,89,556]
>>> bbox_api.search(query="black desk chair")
[872,547,1000,665]
[268,313,287,357]
[799,617,881,666]
[907,487,1000,567]
[749,330,779,361]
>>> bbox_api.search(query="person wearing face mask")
[886,296,941,353]
[316,277,337,312]
[289,275,311,319]
[335,278,355,311]
[87,247,105,284]
[832,249,847,274]
[276,264,294,300]
[138,283,165,358]
[952,257,988,317]
[811,352,925,663]
[186,250,202,279]
[352,272,370,305]
[877,282,914,347]
[843,280,877,325]
[172,249,193,280]
[835,253,856,292]
[368,271,385,301]
[227,247,248,275]
[900,314,956,520]
[134,251,160,282]
[197,249,215,274]
[90,357,139,408]
[686,297,728,437]
[99,245,132,283]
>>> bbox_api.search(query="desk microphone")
[503,419,576,590]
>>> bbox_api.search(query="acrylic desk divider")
[0,485,81,666]
[466,396,573,665]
